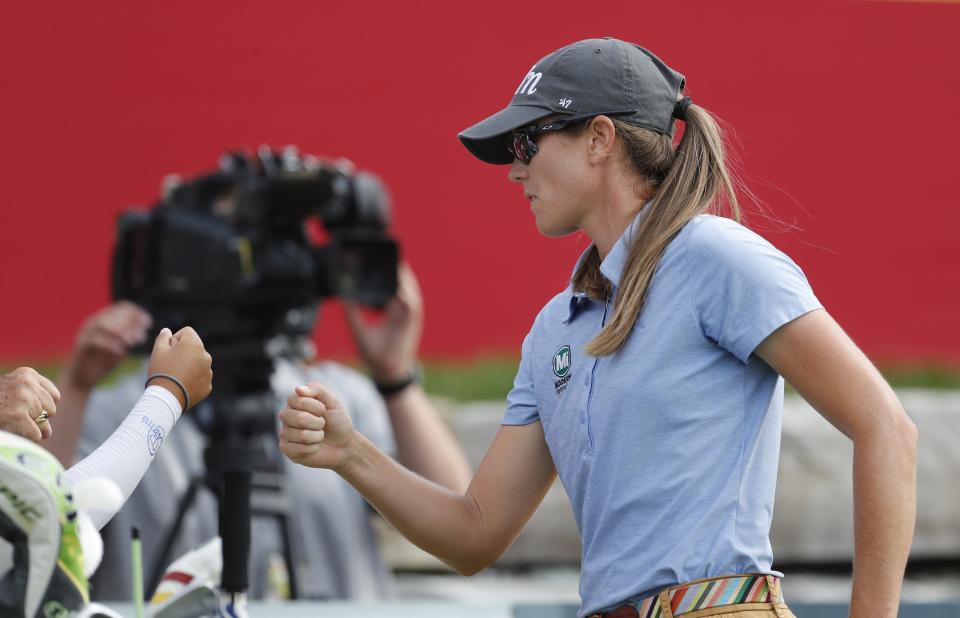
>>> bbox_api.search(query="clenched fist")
[279,383,357,471]
[0,367,60,442]
[146,327,213,411]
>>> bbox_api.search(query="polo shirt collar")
[561,241,593,324]
[562,289,590,324]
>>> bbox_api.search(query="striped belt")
[587,574,783,618]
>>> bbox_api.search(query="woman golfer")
[279,38,916,618]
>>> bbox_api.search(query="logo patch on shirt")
[553,345,572,393]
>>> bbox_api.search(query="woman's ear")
[586,115,618,164]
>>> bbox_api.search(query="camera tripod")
[145,354,305,601]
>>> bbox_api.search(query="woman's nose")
[508,159,527,183]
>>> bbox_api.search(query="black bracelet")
[145,373,191,411]
[374,366,422,398]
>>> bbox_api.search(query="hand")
[279,383,356,471]
[344,262,423,383]
[0,367,60,441]
[62,302,152,391]
[146,327,213,411]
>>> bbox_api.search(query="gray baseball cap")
[458,37,686,165]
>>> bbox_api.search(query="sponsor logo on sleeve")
[140,415,166,456]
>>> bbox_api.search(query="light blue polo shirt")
[504,211,823,616]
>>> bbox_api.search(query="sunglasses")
[507,110,635,162]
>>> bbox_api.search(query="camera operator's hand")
[279,383,356,471]
[344,263,423,383]
[0,367,60,442]
[146,327,213,411]
[345,262,472,491]
[60,301,152,392]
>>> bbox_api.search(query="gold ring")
[34,411,49,425]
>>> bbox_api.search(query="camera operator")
[49,263,471,601]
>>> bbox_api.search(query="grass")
[3,357,958,402]
[424,359,960,401]
[421,357,520,402]
[877,363,960,390]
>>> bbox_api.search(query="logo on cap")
[516,66,543,95]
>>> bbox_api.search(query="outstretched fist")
[279,383,356,471]
[146,327,213,411]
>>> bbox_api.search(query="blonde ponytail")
[578,103,739,356]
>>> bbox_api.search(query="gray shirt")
[77,357,396,601]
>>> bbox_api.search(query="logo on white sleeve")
[139,414,165,456]
[516,66,543,95]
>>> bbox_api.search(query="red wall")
[1,1,958,363]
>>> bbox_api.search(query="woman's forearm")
[339,430,490,574]
[753,311,919,616]
[849,413,918,618]
[281,386,554,575]
[66,386,183,530]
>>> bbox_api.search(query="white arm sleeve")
[65,385,183,530]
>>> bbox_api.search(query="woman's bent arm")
[280,384,557,575]
[756,309,918,618]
